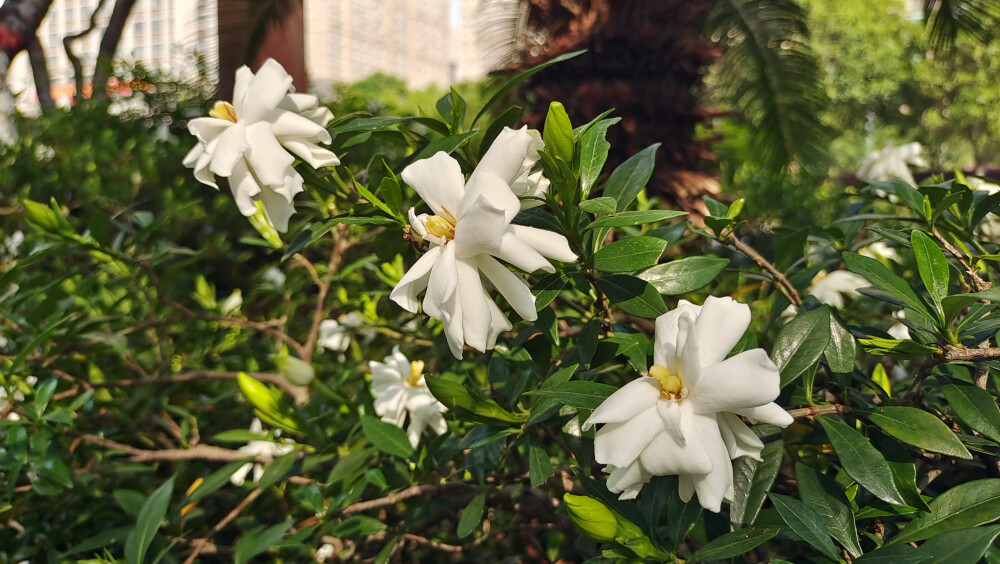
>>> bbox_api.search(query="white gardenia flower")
[856,141,928,188]
[808,270,868,310]
[888,310,910,340]
[583,297,793,511]
[369,347,447,447]
[183,58,340,232]
[860,241,901,264]
[317,313,371,352]
[261,267,286,289]
[230,418,295,486]
[391,126,577,358]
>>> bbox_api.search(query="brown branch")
[183,488,262,564]
[941,345,1000,362]
[727,233,802,307]
[50,370,307,403]
[78,433,273,463]
[787,404,848,419]
[932,225,991,292]
[62,0,107,104]
[303,224,352,363]
[338,483,461,517]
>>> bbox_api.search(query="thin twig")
[183,488,262,564]
[932,226,991,292]
[50,370,306,403]
[727,233,802,307]
[77,433,276,463]
[786,404,848,419]
[304,224,352,363]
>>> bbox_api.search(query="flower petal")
[592,405,662,468]
[269,109,331,142]
[238,58,294,123]
[583,377,661,430]
[639,405,714,476]
[689,349,781,415]
[733,402,794,427]
[209,123,250,178]
[656,400,686,445]
[456,257,491,352]
[694,296,752,367]
[476,255,537,321]
[605,462,651,500]
[259,179,300,232]
[653,301,701,367]
[454,193,508,258]
[401,152,465,219]
[424,244,460,322]
[390,246,444,313]
[507,224,577,263]
[496,230,557,273]
[461,171,520,224]
[281,138,340,168]
[228,159,262,216]
[245,122,296,188]
[473,126,540,186]
[684,415,732,512]
[718,412,764,461]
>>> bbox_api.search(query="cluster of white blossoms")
[391,126,577,358]
[856,141,928,188]
[369,347,447,447]
[584,297,793,511]
[183,59,339,232]
[230,418,296,486]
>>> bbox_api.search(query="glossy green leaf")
[457,492,487,538]
[528,433,554,487]
[817,417,907,506]
[825,314,857,374]
[915,525,1000,564]
[424,376,527,424]
[772,306,830,388]
[689,526,780,562]
[911,230,950,305]
[890,479,1000,544]
[602,143,660,212]
[585,210,687,231]
[844,252,928,314]
[361,415,413,459]
[640,256,729,295]
[532,272,568,310]
[325,515,387,537]
[768,493,841,561]
[858,336,940,358]
[234,521,293,564]
[855,544,927,563]
[591,236,667,273]
[523,380,617,410]
[942,287,1000,323]
[124,474,176,564]
[942,384,1000,443]
[579,197,617,215]
[863,406,972,459]
[595,274,668,318]
[579,118,619,198]
[60,526,133,557]
[795,463,863,557]
[731,439,784,529]
[257,451,298,490]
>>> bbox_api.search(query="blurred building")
[7,0,218,108]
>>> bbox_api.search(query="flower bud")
[563,493,619,542]
[274,355,315,386]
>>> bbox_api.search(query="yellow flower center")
[209,100,238,123]
[407,360,425,387]
[424,207,457,241]
[649,364,687,402]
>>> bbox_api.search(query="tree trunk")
[25,33,53,109]
[91,0,137,102]
[512,0,722,213]
[0,0,53,61]
[64,0,108,105]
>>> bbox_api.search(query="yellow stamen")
[209,100,238,122]
[649,364,686,401]
[408,360,425,387]
[424,206,458,241]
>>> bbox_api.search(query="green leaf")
[424,376,527,424]
[942,384,1000,443]
[579,118,619,199]
[817,417,907,506]
[863,406,972,459]
[640,256,729,295]
[772,306,831,388]
[361,415,413,459]
[332,115,449,136]
[32,378,58,417]
[602,143,659,212]
[237,373,307,435]
[457,492,487,538]
[532,272,568,310]
[543,101,574,162]
[579,197,617,215]
[858,337,941,358]
[60,525,133,557]
[234,521,293,564]
[911,230,950,305]
[591,236,667,273]
[769,493,841,561]
[585,210,687,230]
[528,433,554,487]
[844,252,928,315]
[124,474,176,564]
[890,479,1000,544]
[915,525,1000,564]
[523,380,617,410]
[257,451,298,490]
[854,544,927,563]
[325,515,387,537]
[595,274,668,318]
[795,463,863,558]
[942,288,1000,323]
[870,431,931,512]
[182,458,254,505]
[351,172,397,220]
[688,526,780,562]
[471,49,586,126]
[731,439,784,529]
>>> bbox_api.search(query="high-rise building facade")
[7,0,218,109]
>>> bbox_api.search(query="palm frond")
[923,0,1000,52]
[705,0,830,176]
